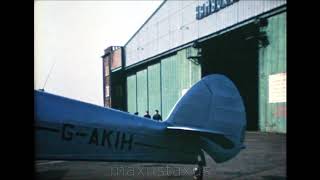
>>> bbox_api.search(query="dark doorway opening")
[111,70,127,111]
[201,24,259,131]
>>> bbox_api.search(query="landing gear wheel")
[193,164,203,180]
[193,151,206,180]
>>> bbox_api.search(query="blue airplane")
[35,74,246,179]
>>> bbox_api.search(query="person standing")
[144,110,151,118]
[152,110,162,121]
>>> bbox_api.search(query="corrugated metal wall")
[127,75,137,113]
[259,12,286,133]
[136,69,148,115]
[147,63,161,114]
[124,4,286,133]
[125,0,286,67]
[126,48,201,119]
[161,55,181,119]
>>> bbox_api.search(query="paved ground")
[36,132,286,180]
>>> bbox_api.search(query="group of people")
[134,110,162,121]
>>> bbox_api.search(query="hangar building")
[102,0,287,133]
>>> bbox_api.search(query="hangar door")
[201,24,259,131]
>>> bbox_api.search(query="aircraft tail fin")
[165,74,246,163]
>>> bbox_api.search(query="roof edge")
[123,0,167,47]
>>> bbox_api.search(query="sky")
[34,0,163,106]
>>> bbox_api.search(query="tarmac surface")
[36,132,286,180]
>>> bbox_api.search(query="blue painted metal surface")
[35,74,246,164]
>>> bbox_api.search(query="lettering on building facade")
[196,0,239,20]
